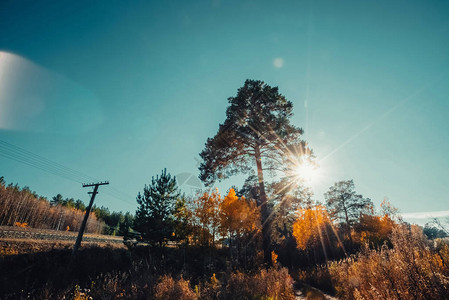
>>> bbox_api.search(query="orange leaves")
[195,189,221,229]
[292,205,331,250]
[14,222,28,228]
[193,188,261,245]
[354,214,395,245]
[271,250,278,265]
[220,188,261,237]
[194,189,222,245]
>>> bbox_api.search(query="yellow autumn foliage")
[220,188,261,238]
[353,214,395,245]
[292,205,332,250]
[194,189,222,245]
[271,250,278,265]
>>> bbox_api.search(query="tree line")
[132,167,409,267]
[0,176,133,235]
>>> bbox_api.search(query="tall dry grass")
[151,267,295,300]
[328,224,449,299]
[154,275,197,300]
[225,267,295,300]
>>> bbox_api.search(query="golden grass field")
[0,225,125,255]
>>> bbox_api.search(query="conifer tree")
[199,79,310,263]
[134,169,180,246]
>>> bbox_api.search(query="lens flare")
[293,157,321,185]
[0,51,103,133]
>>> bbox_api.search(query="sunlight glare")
[294,157,320,184]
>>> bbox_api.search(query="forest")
[0,176,134,235]
[1,80,448,299]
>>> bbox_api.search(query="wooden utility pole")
[72,181,109,256]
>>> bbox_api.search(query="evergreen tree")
[134,169,180,246]
[51,194,64,206]
[74,199,86,211]
[119,212,135,237]
[199,79,310,263]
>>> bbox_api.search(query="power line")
[0,140,96,182]
[0,151,83,183]
[0,139,135,206]
[0,140,136,202]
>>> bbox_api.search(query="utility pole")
[72,181,109,256]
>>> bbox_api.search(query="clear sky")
[0,0,448,225]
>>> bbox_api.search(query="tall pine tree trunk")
[254,145,272,265]
[342,201,354,250]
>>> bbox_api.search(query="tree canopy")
[324,180,373,228]
[199,79,309,186]
[199,79,310,263]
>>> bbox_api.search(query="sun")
[293,157,320,184]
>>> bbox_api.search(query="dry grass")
[328,224,449,299]
[1,240,296,300]
[0,238,125,256]
[297,224,449,299]
[154,275,198,300]
[0,225,125,257]
[225,267,295,300]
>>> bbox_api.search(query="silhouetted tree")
[199,79,310,263]
[238,174,260,200]
[134,169,180,246]
[269,179,313,244]
[325,180,373,246]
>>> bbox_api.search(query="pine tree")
[199,79,310,263]
[51,194,64,206]
[134,169,180,246]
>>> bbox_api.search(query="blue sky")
[0,0,448,225]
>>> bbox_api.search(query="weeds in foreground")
[87,267,293,300]
[225,267,294,300]
[154,276,197,300]
[300,224,449,299]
